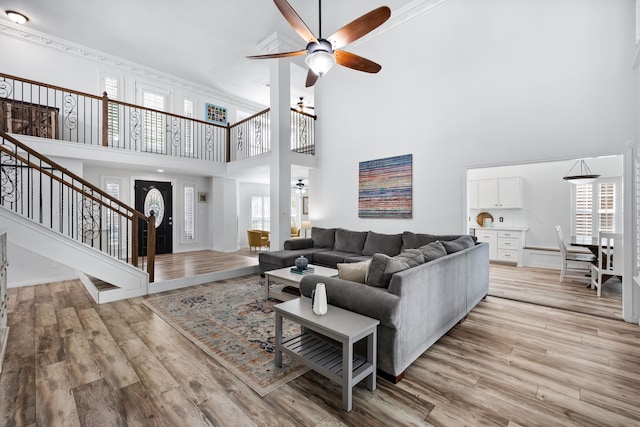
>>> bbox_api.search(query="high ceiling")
[2,0,412,108]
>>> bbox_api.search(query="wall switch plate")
[499,217,504,222]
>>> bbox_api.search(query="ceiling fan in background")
[294,97,314,112]
[247,0,391,87]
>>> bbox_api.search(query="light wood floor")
[152,249,259,282]
[1,263,639,426]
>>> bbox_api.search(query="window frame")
[250,195,270,231]
[182,182,197,244]
[571,176,622,237]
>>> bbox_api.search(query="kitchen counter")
[469,225,528,231]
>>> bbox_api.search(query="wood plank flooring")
[152,250,259,282]
[1,264,639,426]
[489,262,623,320]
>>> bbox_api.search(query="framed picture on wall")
[198,192,208,203]
[205,103,228,125]
[302,196,309,214]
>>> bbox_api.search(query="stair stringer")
[0,207,148,297]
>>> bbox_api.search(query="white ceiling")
[2,0,412,107]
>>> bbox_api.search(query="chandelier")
[562,159,600,184]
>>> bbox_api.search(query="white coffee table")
[264,264,338,301]
[274,297,379,412]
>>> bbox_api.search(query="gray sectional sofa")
[260,227,490,382]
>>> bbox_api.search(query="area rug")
[142,277,308,396]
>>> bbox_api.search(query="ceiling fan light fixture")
[305,50,335,76]
[6,10,28,24]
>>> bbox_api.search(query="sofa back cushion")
[441,235,476,254]
[362,231,403,256]
[402,231,478,249]
[366,250,425,288]
[417,241,447,261]
[312,227,336,248]
[334,228,368,254]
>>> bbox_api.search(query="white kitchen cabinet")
[471,227,526,266]
[474,229,497,260]
[468,180,478,209]
[475,177,523,209]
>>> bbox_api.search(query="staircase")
[0,130,155,303]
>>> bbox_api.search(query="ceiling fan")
[294,97,314,112]
[247,0,391,87]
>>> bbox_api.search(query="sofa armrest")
[299,275,400,329]
[284,238,313,250]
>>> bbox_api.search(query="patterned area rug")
[142,277,308,396]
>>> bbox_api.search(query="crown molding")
[349,0,456,49]
[0,20,267,112]
[256,32,300,54]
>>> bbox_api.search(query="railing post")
[226,123,231,163]
[131,216,139,267]
[101,91,109,147]
[146,214,156,282]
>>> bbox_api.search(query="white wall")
[312,0,637,236]
[7,243,76,287]
[468,156,624,248]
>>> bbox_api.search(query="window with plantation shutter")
[104,76,120,146]
[574,184,592,237]
[598,182,615,232]
[143,91,166,153]
[251,195,270,231]
[184,99,194,156]
[184,184,195,241]
[103,177,122,248]
[572,178,620,237]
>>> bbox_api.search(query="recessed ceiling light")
[6,10,29,24]
[157,169,164,173]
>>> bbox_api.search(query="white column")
[269,59,292,250]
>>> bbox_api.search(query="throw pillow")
[312,227,336,248]
[441,235,475,254]
[337,260,371,283]
[418,241,447,262]
[334,228,368,254]
[362,231,403,256]
[366,251,425,288]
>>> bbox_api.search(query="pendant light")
[562,159,600,184]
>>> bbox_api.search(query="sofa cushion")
[402,232,477,249]
[313,251,359,268]
[259,248,329,269]
[284,238,313,250]
[441,235,476,254]
[366,250,425,288]
[334,229,368,254]
[401,232,439,249]
[337,260,371,283]
[362,231,403,256]
[417,241,447,262]
[312,227,336,248]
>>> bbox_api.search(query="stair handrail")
[0,130,155,281]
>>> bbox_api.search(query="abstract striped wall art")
[359,154,413,218]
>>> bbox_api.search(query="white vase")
[313,283,327,315]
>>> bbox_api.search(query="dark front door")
[135,180,173,256]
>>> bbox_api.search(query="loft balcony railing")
[0,130,156,281]
[0,72,316,162]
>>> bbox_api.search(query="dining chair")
[555,225,596,283]
[590,232,623,297]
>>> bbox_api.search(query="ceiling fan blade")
[273,0,318,44]
[247,50,307,60]
[334,50,382,73]
[305,70,319,87]
[328,6,391,49]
